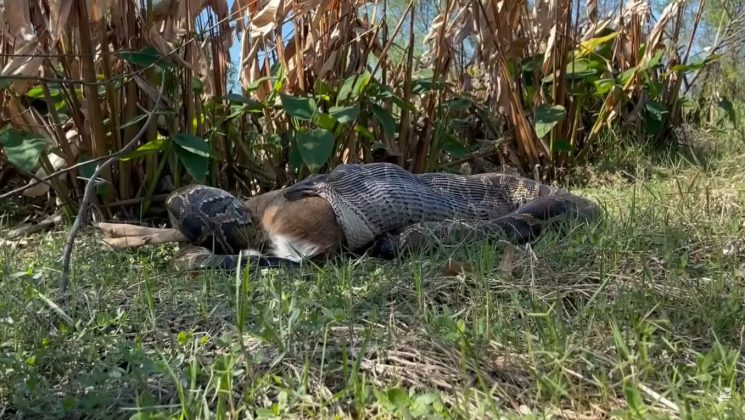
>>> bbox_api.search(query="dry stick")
[58,78,166,293]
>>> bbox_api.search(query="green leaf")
[564,58,600,79]
[25,85,64,100]
[122,137,170,161]
[372,104,396,138]
[329,105,359,125]
[272,63,286,94]
[225,94,264,112]
[280,94,317,121]
[117,47,171,69]
[411,79,439,94]
[644,101,668,135]
[593,79,615,95]
[441,133,467,158]
[337,71,372,103]
[354,124,374,140]
[645,101,667,121]
[289,137,304,173]
[314,113,338,131]
[640,50,664,72]
[0,127,47,172]
[386,387,410,411]
[577,31,619,57]
[671,55,721,73]
[296,128,335,173]
[618,67,636,85]
[543,58,600,83]
[534,105,566,138]
[172,133,209,157]
[172,133,209,183]
[520,54,545,72]
[552,139,573,152]
[369,81,416,112]
[175,149,209,183]
[444,98,472,112]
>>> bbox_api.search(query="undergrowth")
[1,128,745,419]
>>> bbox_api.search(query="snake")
[164,162,601,270]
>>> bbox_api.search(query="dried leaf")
[249,0,284,38]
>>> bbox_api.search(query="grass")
[2,127,745,419]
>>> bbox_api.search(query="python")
[98,162,601,270]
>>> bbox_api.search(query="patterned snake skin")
[166,163,601,269]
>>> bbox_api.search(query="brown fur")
[243,189,344,259]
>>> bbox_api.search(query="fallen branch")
[59,78,166,293]
[96,222,187,250]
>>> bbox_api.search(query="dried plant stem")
[58,79,166,293]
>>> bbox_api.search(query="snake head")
[166,185,261,255]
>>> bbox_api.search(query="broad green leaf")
[645,101,667,121]
[296,128,335,173]
[354,124,374,140]
[174,147,209,183]
[172,133,210,157]
[117,47,171,69]
[372,104,396,138]
[373,389,394,412]
[441,133,467,158]
[225,94,265,113]
[534,104,567,138]
[369,81,416,112]
[280,94,317,121]
[411,79,439,94]
[444,98,472,112]
[552,139,573,152]
[644,101,668,135]
[289,137,304,172]
[543,58,600,83]
[337,71,372,103]
[172,133,209,183]
[314,113,338,131]
[618,67,636,85]
[246,74,278,92]
[565,58,599,79]
[329,105,359,125]
[593,79,615,95]
[25,84,64,99]
[0,127,47,171]
[520,54,545,72]
[386,388,410,411]
[640,50,664,72]
[225,94,264,112]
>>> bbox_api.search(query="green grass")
[2,129,745,419]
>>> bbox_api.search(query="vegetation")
[2,0,743,211]
[2,130,745,418]
[2,0,745,418]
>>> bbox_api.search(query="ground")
[1,131,745,419]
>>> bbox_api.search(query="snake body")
[165,163,600,270]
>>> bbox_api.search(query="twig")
[58,78,166,293]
